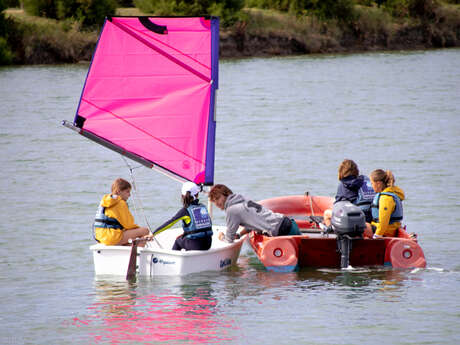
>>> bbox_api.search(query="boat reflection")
[86,276,238,344]
[239,253,414,299]
[245,249,412,292]
[297,266,410,291]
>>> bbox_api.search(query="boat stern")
[90,244,133,276]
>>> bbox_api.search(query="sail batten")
[70,16,219,185]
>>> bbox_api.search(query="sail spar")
[67,16,219,185]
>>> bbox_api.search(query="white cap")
[181,182,200,198]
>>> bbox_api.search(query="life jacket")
[371,192,403,224]
[183,203,213,239]
[354,175,376,222]
[93,205,123,241]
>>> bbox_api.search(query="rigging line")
[122,155,163,249]
[122,156,146,227]
[305,191,317,229]
[81,98,206,165]
[150,165,188,184]
[69,120,193,183]
[110,20,211,83]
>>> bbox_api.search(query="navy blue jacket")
[335,175,364,203]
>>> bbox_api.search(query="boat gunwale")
[90,229,246,257]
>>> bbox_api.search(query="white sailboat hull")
[90,226,245,276]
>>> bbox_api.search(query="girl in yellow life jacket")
[366,169,405,238]
[94,178,150,246]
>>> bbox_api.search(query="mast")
[203,16,219,186]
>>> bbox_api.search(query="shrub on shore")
[0,35,13,64]
[239,0,459,54]
[246,0,357,22]
[23,0,116,28]
[1,0,14,64]
[1,0,459,65]
[4,9,97,64]
[134,0,245,27]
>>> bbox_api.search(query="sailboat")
[63,16,245,276]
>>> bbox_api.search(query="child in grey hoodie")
[208,184,300,242]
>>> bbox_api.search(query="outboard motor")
[331,201,366,268]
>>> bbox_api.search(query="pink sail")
[73,17,219,184]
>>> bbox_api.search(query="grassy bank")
[4,8,98,64]
[221,4,460,57]
[3,3,460,65]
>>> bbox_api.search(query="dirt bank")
[4,7,460,64]
[220,19,460,58]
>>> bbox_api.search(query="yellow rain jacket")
[94,194,139,245]
[372,186,405,237]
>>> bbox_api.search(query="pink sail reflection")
[84,292,238,344]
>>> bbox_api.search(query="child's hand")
[143,233,154,240]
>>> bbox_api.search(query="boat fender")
[260,237,298,270]
[385,239,426,268]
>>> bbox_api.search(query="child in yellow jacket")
[94,178,149,245]
[368,169,405,237]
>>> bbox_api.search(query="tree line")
[1,0,458,64]
[4,0,456,27]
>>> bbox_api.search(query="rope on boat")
[305,191,318,229]
[121,156,163,249]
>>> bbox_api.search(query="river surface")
[1,48,460,345]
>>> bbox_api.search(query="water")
[1,48,459,344]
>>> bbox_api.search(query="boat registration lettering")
[152,257,176,265]
[220,258,231,268]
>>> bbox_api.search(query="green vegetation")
[1,0,459,65]
[134,0,245,26]
[22,0,117,28]
[1,0,14,64]
[3,8,97,64]
[231,1,459,56]
[246,0,357,21]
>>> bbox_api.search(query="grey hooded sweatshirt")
[223,194,285,242]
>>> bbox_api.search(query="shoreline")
[3,6,459,65]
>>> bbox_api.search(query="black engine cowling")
[331,201,366,237]
[331,202,366,268]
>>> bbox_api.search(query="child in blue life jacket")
[323,159,376,230]
[334,159,376,222]
[149,182,213,251]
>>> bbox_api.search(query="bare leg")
[364,223,373,239]
[118,227,150,247]
[323,209,332,226]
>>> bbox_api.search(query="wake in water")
[318,267,374,274]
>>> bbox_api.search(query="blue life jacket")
[371,192,403,224]
[94,205,123,229]
[183,203,213,239]
[93,205,123,242]
[355,175,376,222]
